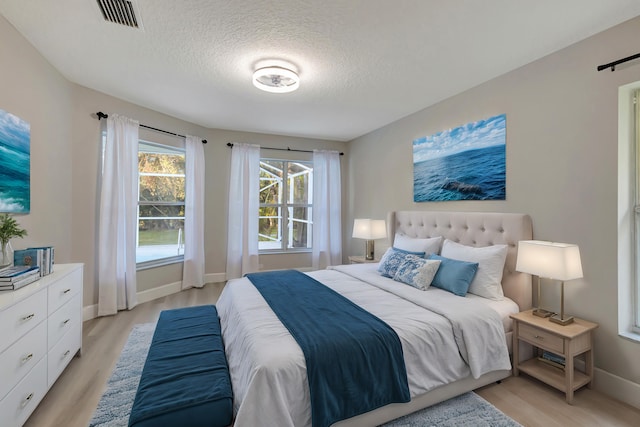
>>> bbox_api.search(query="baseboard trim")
[83,272,229,321]
[594,367,640,410]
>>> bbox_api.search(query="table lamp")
[352,219,387,260]
[516,240,583,325]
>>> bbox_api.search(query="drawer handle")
[534,335,544,340]
[21,353,34,364]
[63,350,71,358]
[21,313,35,321]
[63,318,71,325]
[63,288,71,294]
[21,392,34,408]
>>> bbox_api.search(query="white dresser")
[0,263,83,427]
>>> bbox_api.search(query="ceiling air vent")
[96,0,140,28]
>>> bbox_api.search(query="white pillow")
[393,234,442,255]
[440,239,508,300]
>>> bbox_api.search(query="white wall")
[346,16,640,404]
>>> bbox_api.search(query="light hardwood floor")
[24,282,640,427]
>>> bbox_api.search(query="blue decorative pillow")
[393,255,441,290]
[428,254,479,296]
[377,247,426,278]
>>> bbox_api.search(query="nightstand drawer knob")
[534,335,544,340]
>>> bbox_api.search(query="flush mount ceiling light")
[252,66,300,93]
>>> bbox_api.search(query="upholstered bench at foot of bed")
[128,305,233,427]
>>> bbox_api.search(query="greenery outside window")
[259,159,313,252]
[137,141,186,267]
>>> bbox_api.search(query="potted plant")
[0,213,27,268]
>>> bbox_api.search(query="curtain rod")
[597,52,640,72]
[226,142,343,155]
[96,112,207,144]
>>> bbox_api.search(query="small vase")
[0,241,13,268]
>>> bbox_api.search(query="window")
[137,141,186,266]
[259,159,313,252]
[633,88,640,334]
[619,82,640,341]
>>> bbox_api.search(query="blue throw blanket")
[246,270,410,427]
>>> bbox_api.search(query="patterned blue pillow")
[393,256,441,290]
[377,247,426,278]
[428,254,479,296]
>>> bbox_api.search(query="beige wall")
[347,16,640,391]
[0,16,74,269]
[71,85,346,306]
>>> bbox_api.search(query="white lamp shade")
[352,219,387,240]
[516,240,583,280]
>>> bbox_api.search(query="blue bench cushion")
[128,305,233,427]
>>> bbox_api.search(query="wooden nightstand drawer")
[519,323,564,354]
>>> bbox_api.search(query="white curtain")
[312,150,342,269]
[98,114,139,316]
[226,143,260,279]
[182,135,206,289]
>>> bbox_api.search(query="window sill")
[259,249,312,255]
[619,330,640,344]
[136,255,184,271]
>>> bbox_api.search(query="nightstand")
[510,309,598,404]
[348,256,379,264]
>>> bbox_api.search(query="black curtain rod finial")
[95,111,206,143]
[597,52,640,72]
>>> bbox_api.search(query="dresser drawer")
[0,289,47,354]
[47,268,82,315]
[0,320,47,401]
[0,355,47,427]
[519,323,564,354]
[48,322,81,388]
[48,294,81,351]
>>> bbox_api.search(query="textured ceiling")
[1,0,640,141]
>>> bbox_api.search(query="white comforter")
[216,264,511,427]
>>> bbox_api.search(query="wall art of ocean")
[0,109,30,213]
[414,144,505,202]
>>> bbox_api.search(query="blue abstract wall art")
[413,114,506,202]
[0,109,30,213]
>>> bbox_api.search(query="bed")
[217,210,533,427]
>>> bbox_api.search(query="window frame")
[618,82,640,342]
[136,140,186,269]
[258,158,313,253]
[633,89,640,334]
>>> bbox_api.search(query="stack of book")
[539,350,566,370]
[0,265,41,291]
[14,246,54,277]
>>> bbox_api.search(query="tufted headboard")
[387,211,533,310]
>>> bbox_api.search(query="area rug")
[90,323,521,427]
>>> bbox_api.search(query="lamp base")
[532,308,553,318]
[365,240,375,260]
[549,314,574,325]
